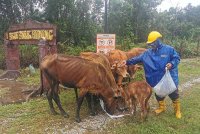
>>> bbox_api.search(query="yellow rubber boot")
[155,100,166,115]
[173,99,182,119]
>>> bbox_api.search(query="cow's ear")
[111,64,116,69]
[135,65,143,70]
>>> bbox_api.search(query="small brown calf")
[121,80,152,120]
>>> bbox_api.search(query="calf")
[121,80,152,120]
[127,65,143,79]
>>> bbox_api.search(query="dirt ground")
[0,80,36,105]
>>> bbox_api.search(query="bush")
[19,45,39,68]
[58,44,96,56]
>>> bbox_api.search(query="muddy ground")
[0,80,37,105]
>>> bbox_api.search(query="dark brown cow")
[120,81,152,120]
[40,54,120,122]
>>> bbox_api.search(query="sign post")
[96,34,115,54]
[0,20,57,80]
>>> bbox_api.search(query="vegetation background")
[0,0,200,69]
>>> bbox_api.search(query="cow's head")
[116,84,131,112]
[111,60,129,78]
[98,91,115,115]
[127,64,143,79]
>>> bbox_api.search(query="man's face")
[148,42,157,49]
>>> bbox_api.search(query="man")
[125,31,181,119]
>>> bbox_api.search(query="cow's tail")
[40,69,44,96]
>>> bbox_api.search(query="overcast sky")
[157,0,200,11]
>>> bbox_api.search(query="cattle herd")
[32,47,153,122]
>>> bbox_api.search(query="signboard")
[4,20,56,45]
[96,34,115,54]
[7,29,54,41]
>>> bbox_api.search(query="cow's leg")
[53,93,69,118]
[147,102,150,112]
[132,98,137,116]
[140,99,147,121]
[47,89,58,115]
[128,98,134,114]
[52,82,69,118]
[74,88,78,103]
[42,70,58,115]
[75,90,87,123]
[145,99,150,118]
[86,93,96,116]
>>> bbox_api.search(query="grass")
[0,57,200,133]
[178,57,200,83]
[17,68,40,86]
[0,90,89,133]
[0,87,10,97]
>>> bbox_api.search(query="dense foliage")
[0,0,200,68]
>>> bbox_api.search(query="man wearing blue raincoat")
[125,31,181,119]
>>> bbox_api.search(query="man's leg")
[169,89,181,119]
[155,94,166,114]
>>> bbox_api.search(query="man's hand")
[166,63,172,70]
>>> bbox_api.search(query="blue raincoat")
[126,43,180,87]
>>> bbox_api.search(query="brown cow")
[120,80,152,120]
[80,52,122,114]
[106,49,128,65]
[106,49,129,85]
[106,49,145,85]
[80,52,111,73]
[40,54,120,122]
[127,64,143,79]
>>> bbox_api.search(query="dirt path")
[0,80,35,105]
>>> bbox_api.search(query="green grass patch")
[178,57,200,83]
[0,87,10,97]
[17,68,40,86]
[0,89,89,133]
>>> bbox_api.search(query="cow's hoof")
[62,113,69,118]
[50,110,58,115]
[75,118,81,123]
[90,112,96,116]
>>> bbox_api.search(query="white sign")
[96,34,115,54]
